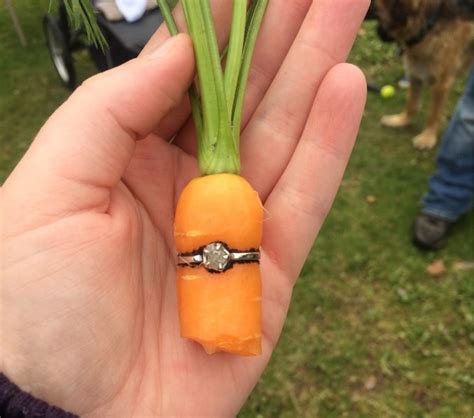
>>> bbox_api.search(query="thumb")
[4,34,194,227]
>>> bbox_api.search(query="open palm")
[1,1,368,416]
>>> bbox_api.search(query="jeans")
[422,66,474,222]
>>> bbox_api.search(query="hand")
[1,1,369,416]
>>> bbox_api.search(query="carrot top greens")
[158,0,268,175]
[61,0,268,175]
[53,0,107,49]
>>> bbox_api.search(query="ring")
[177,241,260,273]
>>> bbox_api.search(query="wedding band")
[177,241,260,273]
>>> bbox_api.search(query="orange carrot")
[174,174,263,355]
[157,0,269,356]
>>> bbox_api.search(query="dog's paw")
[413,131,437,150]
[381,113,410,128]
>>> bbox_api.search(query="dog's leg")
[413,79,452,150]
[381,77,423,128]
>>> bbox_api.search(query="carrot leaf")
[232,0,268,146]
[224,0,246,117]
[157,0,204,145]
[181,0,239,175]
[161,0,268,175]
[55,0,107,49]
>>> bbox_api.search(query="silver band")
[177,242,260,273]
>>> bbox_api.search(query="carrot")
[159,0,269,355]
[175,174,263,355]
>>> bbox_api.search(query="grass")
[0,0,95,180]
[1,6,473,418]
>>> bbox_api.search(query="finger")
[3,35,194,234]
[259,64,366,346]
[240,0,312,128]
[141,9,194,140]
[264,63,366,283]
[241,0,370,201]
[172,0,312,155]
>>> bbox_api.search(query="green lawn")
[1,5,473,418]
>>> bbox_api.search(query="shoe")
[412,213,453,250]
[398,76,410,90]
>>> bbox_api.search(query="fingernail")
[147,36,178,60]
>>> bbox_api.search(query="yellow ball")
[380,85,395,98]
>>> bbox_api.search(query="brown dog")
[375,0,474,149]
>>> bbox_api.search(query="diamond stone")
[202,242,230,272]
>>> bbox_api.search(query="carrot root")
[174,174,263,356]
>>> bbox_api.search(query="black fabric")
[96,8,163,54]
[0,374,78,418]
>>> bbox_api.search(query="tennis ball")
[380,85,395,98]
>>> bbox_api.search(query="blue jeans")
[422,66,474,222]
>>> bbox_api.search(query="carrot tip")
[186,335,262,356]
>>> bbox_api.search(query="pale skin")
[0,0,369,416]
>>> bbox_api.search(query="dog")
[375,0,474,149]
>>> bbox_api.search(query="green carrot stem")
[182,1,219,159]
[232,0,268,146]
[158,0,268,176]
[157,0,179,35]
[244,0,258,36]
[223,0,246,115]
[61,0,107,49]
[157,0,203,147]
[182,0,239,174]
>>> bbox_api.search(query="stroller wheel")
[43,15,76,89]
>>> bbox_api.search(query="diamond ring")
[177,242,260,273]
